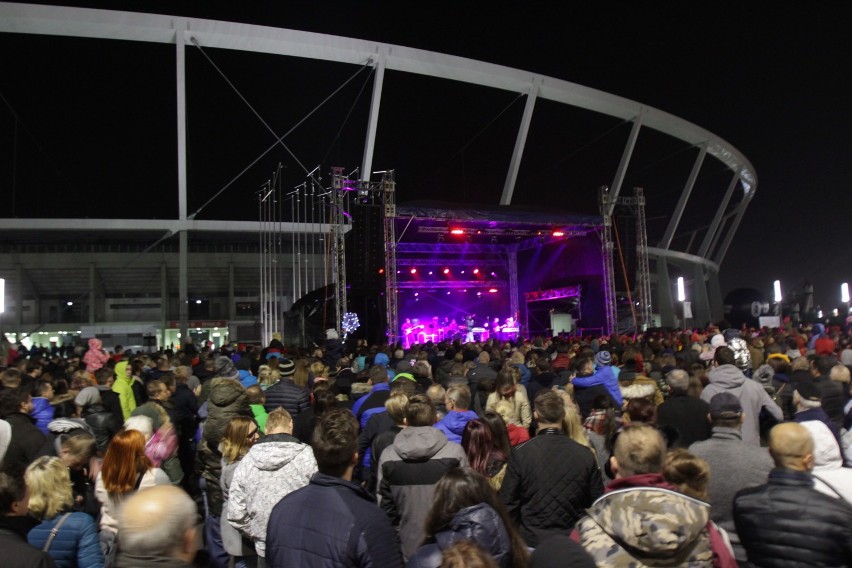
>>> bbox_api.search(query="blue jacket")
[31,397,55,435]
[238,370,257,389]
[434,410,478,444]
[265,472,403,567]
[572,367,623,407]
[28,512,104,568]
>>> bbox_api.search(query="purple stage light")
[443,268,450,274]
[410,268,417,274]
[473,268,480,274]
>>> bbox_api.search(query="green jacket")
[112,361,136,420]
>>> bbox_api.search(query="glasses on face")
[247,428,259,439]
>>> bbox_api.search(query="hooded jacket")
[227,433,317,557]
[111,360,136,420]
[407,503,512,568]
[575,473,714,566]
[27,511,104,568]
[377,426,469,559]
[82,338,109,373]
[700,364,782,446]
[434,409,478,444]
[30,397,54,435]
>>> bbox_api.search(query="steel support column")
[606,117,642,217]
[698,169,739,258]
[228,262,235,321]
[714,196,752,265]
[178,230,188,348]
[160,263,168,349]
[656,257,676,328]
[500,76,540,205]
[691,262,711,327]
[15,263,23,338]
[361,50,386,183]
[507,248,519,321]
[660,145,706,249]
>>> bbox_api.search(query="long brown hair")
[424,468,528,568]
[101,429,152,494]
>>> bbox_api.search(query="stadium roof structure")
[0,3,756,329]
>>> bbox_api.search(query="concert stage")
[390,203,605,343]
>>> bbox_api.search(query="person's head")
[424,468,527,568]
[311,409,359,478]
[829,364,850,385]
[245,384,265,405]
[34,379,54,399]
[707,392,744,429]
[461,419,506,477]
[146,379,170,402]
[94,367,114,387]
[792,381,822,411]
[265,407,293,435]
[220,416,259,465]
[24,456,74,520]
[494,370,517,400]
[478,351,491,364]
[214,356,239,380]
[156,355,171,371]
[406,394,437,427]
[384,391,410,427]
[59,432,97,470]
[624,398,657,425]
[0,473,28,516]
[1,369,22,389]
[814,355,835,377]
[368,364,389,385]
[479,410,512,457]
[445,384,471,412]
[161,374,176,393]
[662,449,710,501]
[713,346,736,367]
[312,387,338,417]
[426,384,446,407]
[665,369,690,396]
[533,390,565,428]
[441,540,499,568]
[101,428,152,493]
[119,485,197,564]
[611,423,667,478]
[172,365,190,384]
[0,386,33,417]
[124,415,154,441]
[769,422,814,472]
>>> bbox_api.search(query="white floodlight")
[842,282,849,304]
[676,277,685,302]
[773,280,782,303]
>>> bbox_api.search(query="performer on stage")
[464,314,475,343]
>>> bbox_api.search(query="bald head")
[769,422,814,472]
[119,485,197,562]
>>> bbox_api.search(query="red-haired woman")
[94,428,170,555]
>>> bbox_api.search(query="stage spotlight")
[414,292,419,297]
[477,292,482,296]
[410,268,417,274]
[473,268,480,275]
[378,268,384,274]
[443,268,450,274]
[552,230,565,237]
[428,271,433,275]
[460,270,465,274]
[488,288,498,293]
[450,228,465,235]
[396,270,401,274]
[490,271,497,277]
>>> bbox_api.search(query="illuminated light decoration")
[378,268,384,274]
[488,288,498,293]
[195,299,202,304]
[774,280,782,303]
[677,277,685,302]
[443,268,450,274]
[842,282,850,304]
[66,301,73,306]
[450,228,465,235]
[472,268,480,274]
[410,268,417,274]
[342,312,360,341]
[552,230,565,237]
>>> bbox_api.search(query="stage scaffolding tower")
[331,168,348,336]
[383,171,398,346]
[599,186,652,334]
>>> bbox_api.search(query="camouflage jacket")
[576,474,713,567]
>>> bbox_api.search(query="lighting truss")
[396,280,505,289]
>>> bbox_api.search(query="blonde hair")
[830,364,851,384]
[385,391,410,425]
[309,361,329,378]
[266,407,293,433]
[494,399,514,424]
[663,448,710,501]
[220,416,256,464]
[25,456,74,520]
[563,403,592,450]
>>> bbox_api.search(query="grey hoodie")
[700,364,782,446]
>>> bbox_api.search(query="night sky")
[1,2,851,310]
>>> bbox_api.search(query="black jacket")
[0,412,50,479]
[655,394,712,448]
[263,379,310,417]
[499,428,603,547]
[0,515,56,568]
[81,403,121,454]
[734,468,852,567]
[812,375,846,428]
[265,473,403,568]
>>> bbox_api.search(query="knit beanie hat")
[214,356,239,380]
[279,358,296,377]
[595,350,612,367]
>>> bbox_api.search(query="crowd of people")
[1,320,852,567]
